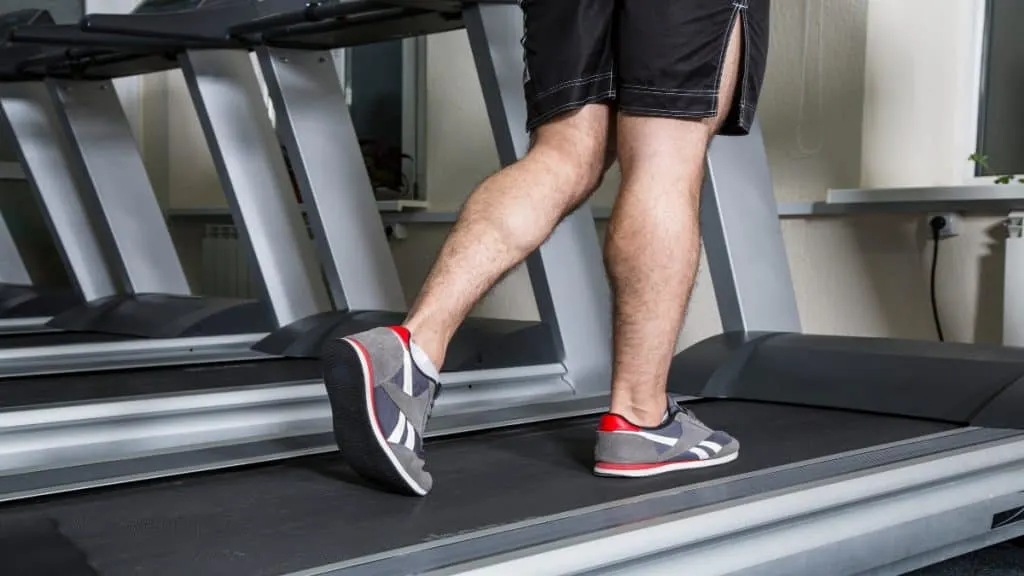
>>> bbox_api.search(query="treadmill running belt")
[0,401,958,576]
[0,359,323,408]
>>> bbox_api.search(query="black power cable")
[929,216,946,342]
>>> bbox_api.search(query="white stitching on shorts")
[530,90,616,128]
[535,73,613,100]
[620,84,717,95]
[619,105,717,117]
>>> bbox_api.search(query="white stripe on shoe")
[615,430,679,447]
[699,440,723,453]
[687,446,711,460]
[388,411,407,444]
[403,421,416,450]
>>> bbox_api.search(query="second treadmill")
[0,7,282,376]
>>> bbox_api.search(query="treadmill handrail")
[80,5,247,44]
[8,24,181,49]
[259,6,432,42]
[227,0,381,37]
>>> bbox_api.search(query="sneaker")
[593,398,739,477]
[321,326,441,496]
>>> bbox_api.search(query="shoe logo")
[387,411,418,450]
[686,440,725,460]
[628,430,680,447]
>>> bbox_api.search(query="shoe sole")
[322,336,428,496]
[593,451,740,478]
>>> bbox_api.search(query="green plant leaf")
[995,175,1013,184]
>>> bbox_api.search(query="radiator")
[201,223,318,300]
[201,224,255,298]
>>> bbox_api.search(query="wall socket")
[927,213,961,239]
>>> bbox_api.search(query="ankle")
[400,322,446,371]
[610,397,669,428]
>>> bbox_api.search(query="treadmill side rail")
[0,332,270,378]
[670,331,1024,427]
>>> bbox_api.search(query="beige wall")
[152,0,1006,346]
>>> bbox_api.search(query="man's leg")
[322,108,611,496]
[595,0,771,477]
[404,106,612,369]
[606,23,742,427]
[321,0,619,496]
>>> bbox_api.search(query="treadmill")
[0,8,277,377]
[0,2,1022,575]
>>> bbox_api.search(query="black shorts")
[521,0,770,135]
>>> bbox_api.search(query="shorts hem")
[525,72,616,132]
[618,90,756,136]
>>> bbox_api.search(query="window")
[974,0,1024,179]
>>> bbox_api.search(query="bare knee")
[526,104,612,211]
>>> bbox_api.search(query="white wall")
[149,0,1006,346]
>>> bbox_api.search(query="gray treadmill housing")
[3,7,276,338]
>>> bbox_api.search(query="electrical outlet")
[927,213,961,239]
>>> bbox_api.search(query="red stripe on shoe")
[345,337,382,432]
[594,460,693,471]
[390,326,412,348]
[598,414,641,432]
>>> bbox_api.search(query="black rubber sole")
[322,338,424,496]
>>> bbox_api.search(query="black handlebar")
[80,5,245,45]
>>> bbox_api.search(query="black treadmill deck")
[0,358,323,408]
[0,401,961,576]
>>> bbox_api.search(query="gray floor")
[910,542,1024,575]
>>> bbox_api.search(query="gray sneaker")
[322,326,440,496]
[594,398,739,477]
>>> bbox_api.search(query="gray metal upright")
[178,50,332,326]
[256,47,406,313]
[465,3,613,396]
[46,78,191,295]
[0,210,31,285]
[701,121,802,333]
[0,83,119,301]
